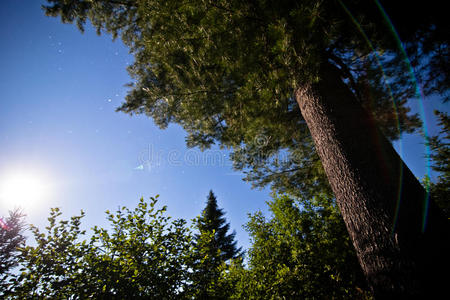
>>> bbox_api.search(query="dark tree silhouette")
[191,190,242,299]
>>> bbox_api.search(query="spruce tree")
[191,190,241,299]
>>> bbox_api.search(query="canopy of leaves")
[8,196,193,299]
[11,208,88,298]
[221,194,372,299]
[85,196,193,298]
[2,193,378,299]
[40,0,448,198]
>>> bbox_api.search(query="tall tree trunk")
[295,63,449,298]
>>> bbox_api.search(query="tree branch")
[326,52,362,102]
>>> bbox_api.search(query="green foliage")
[40,0,437,199]
[11,208,88,298]
[189,190,242,299]
[0,209,26,297]
[3,193,377,298]
[426,111,450,215]
[122,0,422,200]
[8,196,194,299]
[224,194,372,299]
[86,196,193,298]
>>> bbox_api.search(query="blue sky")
[0,0,447,251]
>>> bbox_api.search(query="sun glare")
[0,171,49,209]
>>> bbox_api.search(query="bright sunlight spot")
[0,171,50,209]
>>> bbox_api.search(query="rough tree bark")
[295,63,449,298]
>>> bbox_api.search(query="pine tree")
[191,190,242,299]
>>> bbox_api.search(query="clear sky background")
[0,0,448,251]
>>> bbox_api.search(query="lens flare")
[338,0,431,233]
[374,0,431,233]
